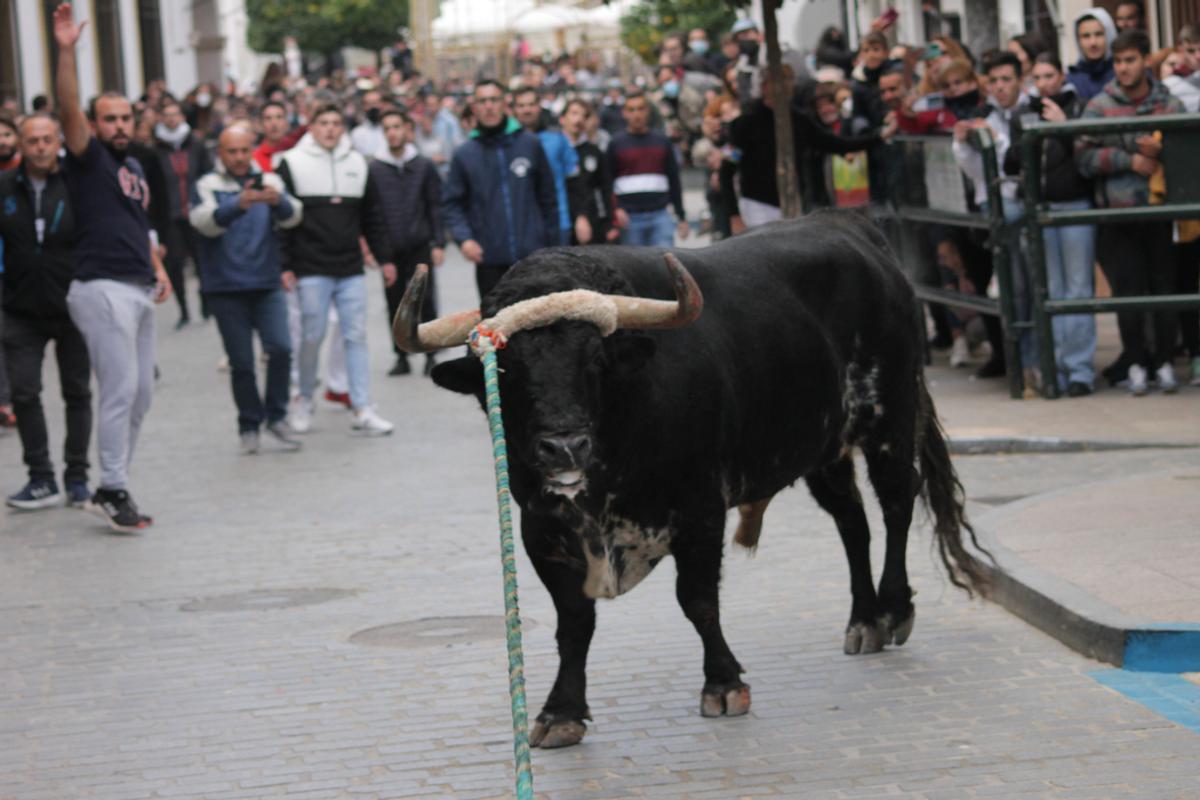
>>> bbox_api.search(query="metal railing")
[888,131,1025,398]
[1018,113,1200,398]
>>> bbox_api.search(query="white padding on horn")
[482,290,619,342]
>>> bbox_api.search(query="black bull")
[397,212,990,749]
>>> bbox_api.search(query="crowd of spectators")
[1,1,1199,530]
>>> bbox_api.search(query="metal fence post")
[973,129,1024,399]
[1018,132,1060,399]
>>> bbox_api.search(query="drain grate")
[179,588,355,613]
[349,615,535,648]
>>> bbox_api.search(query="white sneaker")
[949,336,970,368]
[1127,364,1148,396]
[239,430,260,455]
[290,397,314,433]
[1155,363,1178,394]
[351,406,394,436]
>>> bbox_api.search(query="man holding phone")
[190,125,304,453]
[53,2,172,532]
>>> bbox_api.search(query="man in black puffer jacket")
[369,109,445,377]
[0,114,92,509]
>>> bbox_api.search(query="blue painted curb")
[1089,670,1200,734]
[1124,626,1200,673]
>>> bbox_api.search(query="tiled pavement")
[2,245,1198,799]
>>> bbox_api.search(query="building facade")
[0,0,257,111]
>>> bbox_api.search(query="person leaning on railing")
[1075,29,1184,395]
[1004,53,1099,397]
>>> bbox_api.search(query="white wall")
[14,1,48,103]
[161,0,198,95]
[118,0,144,96]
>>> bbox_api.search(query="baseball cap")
[731,18,758,35]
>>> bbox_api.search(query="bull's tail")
[916,377,993,596]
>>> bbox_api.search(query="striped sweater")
[606,130,685,218]
[1075,78,1183,209]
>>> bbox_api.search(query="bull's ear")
[431,356,484,395]
[606,334,656,376]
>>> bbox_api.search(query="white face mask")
[196,92,213,108]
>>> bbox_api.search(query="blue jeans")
[206,290,292,433]
[622,208,676,248]
[1042,200,1097,388]
[297,275,370,410]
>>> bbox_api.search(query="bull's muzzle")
[391,253,704,353]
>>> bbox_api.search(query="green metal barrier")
[890,132,1025,399]
[1018,113,1200,398]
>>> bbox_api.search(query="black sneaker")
[265,420,302,451]
[973,358,1007,379]
[7,478,62,510]
[388,355,411,376]
[65,479,91,508]
[85,488,152,533]
[1066,381,1093,398]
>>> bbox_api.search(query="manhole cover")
[349,615,535,648]
[179,588,355,613]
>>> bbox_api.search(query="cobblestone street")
[2,248,1198,800]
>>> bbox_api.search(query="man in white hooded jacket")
[276,103,397,435]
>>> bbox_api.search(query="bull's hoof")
[882,609,915,646]
[700,682,751,717]
[530,717,587,749]
[843,621,885,655]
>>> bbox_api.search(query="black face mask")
[365,107,382,125]
[738,40,760,58]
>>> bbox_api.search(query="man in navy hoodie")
[190,126,304,453]
[442,80,558,300]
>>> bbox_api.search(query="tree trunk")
[762,0,801,219]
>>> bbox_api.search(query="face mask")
[690,41,709,56]
[196,92,212,108]
[366,107,382,124]
[662,80,680,99]
[738,40,759,58]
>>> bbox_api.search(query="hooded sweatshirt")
[1075,77,1184,208]
[1068,8,1117,102]
[275,132,392,276]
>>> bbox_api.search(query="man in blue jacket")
[190,125,304,454]
[442,80,559,300]
[513,86,589,245]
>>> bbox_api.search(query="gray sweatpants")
[66,279,156,490]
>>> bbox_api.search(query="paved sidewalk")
[2,240,1197,799]
[925,319,1200,672]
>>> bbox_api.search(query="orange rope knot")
[471,323,509,351]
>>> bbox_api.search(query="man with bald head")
[1,114,93,510]
[190,125,304,454]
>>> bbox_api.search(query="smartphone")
[249,174,264,190]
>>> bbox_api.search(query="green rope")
[474,332,535,800]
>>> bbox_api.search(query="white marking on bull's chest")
[582,518,673,599]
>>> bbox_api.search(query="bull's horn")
[392,264,481,353]
[611,252,703,330]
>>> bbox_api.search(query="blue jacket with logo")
[189,161,303,293]
[442,117,559,268]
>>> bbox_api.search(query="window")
[93,0,125,92]
[138,0,165,85]
[0,0,20,107]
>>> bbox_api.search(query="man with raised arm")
[53,2,172,533]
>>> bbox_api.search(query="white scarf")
[155,121,192,150]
